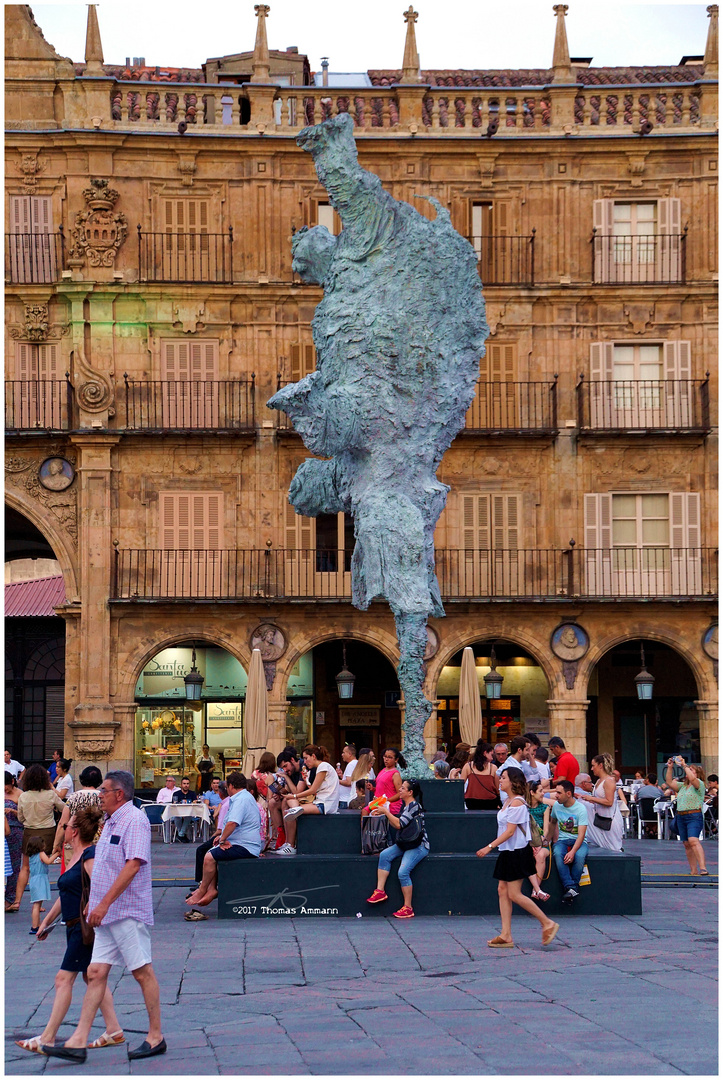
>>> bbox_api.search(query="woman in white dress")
[579,753,624,851]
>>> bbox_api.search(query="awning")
[5,575,66,617]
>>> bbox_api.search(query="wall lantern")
[336,641,355,700]
[184,645,204,702]
[484,644,504,700]
[634,641,655,701]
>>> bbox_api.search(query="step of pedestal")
[217,850,642,919]
[296,810,498,854]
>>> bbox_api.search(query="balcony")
[112,547,718,602]
[577,377,710,434]
[591,230,687,285]
[5,379,73,432]
[463,380,557,434]
[467,234,535,286]
[137,226,233,283]
[5,231,66,284]
[122,377,255,432]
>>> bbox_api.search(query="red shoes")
[366,889,388,904]
[393,906,414,919]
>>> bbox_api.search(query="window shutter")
[44,686,65,757]
[669,493,700,549]
[590,342,614,380]
[16,342,32,380]
[663,340,691,381]
[462,494,490,550]
[584,493,612,548]
[37,344,59,380]
[491,494,519,550]
[162,198,209,234]
[284,499,314,549]
[481,343,515,381]
[10,195,31,234]
[163,339,218,380]
[290,343,315,381]
[593,199,613,233]
[493,201,510,236]
[160,492,222,550]
[658,198,681,235]
[31,196,52,233]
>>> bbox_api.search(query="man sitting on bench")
[277,745,340,855]
[185,773,261,909]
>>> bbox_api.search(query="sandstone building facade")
[5,3,718,787]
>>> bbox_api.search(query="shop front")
[134,643,247,789]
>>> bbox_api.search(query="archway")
[586,639,699,777]
[133,640,248,791]
[5,505,67,763]
[283,639,401,765]
[434,639,551,753]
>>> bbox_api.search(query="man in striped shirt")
[43,771,166,1063]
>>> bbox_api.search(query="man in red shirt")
[548,737,580,784]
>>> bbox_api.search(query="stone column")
[546,698,590,769]
[423,701,440,760]
[696,700,718,775]
[67,434,121,764]
[266,700,288,756]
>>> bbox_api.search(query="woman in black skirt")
[15,806,124,1055]
[476,767,559,949]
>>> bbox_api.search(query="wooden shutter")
[584,493,612,549]
[162,340,218,380]
[670,493,700,550]
[491,494,519,550]
[160,492,222,549]
[37,343,59,379]
[663,341,692,426]
[16,342,32,380]
[10,195,31,234]
[290,343,316,381]
[663,340,691,380]
[32,196,52,233]
[44,686,65,757]
[284,499,314,549]
[593,199,613,233]
[590,342,614,381]
[15,342,59,380]
[481,343,515,381]
[593,200,613,282]
[493,201,511,236]
[462,494,489,550]
[163,198,209,234]
[658,198,682,235]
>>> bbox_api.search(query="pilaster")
[267,700,288,756]
[546,698,590,767]
[696,700,718,774]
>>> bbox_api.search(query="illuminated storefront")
[134,644,247,788]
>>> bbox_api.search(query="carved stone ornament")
[562,661,578,690]
[178,156,197,187]
[39,457,74,491]
[702,623,718,661]
[68,179,128,268]
[551,622,590,662]
[74,738,115,756]
[17,151,44,190]
[424,626,439,661]
[5,447,78,547]
[623,304,654,334]
[250,623,287,662]
[172,302,207,333]
[8,303,70,343]
[73,347,115,415]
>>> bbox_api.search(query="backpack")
[396,804,425,850]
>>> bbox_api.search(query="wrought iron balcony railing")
[112,547,718,602]
[5,230,66,284]
[577,377,710,433]
[5,379,73,432]
[122,376,255,431]
[467,233,535,286]
[137,226,233,283]
[591,230,687,284]
[464,379,557,434]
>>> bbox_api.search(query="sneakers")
[366,889,388,904]
[28,927,38,935]
[283,806,304,820]
[561,888,579,904]
[393,906,414,919]
[276,843,297,855]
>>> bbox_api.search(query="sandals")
[6,903,19,913]
[542,921,560,947]
[487,936,514,948]
[185,909,208,922]
[88,1031,125,1049]
[699,869,710,876]
[15,1037,46,1055]
[532,890,550,902]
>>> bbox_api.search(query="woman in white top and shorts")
[476,766,560,949]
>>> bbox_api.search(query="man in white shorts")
[43,770,166,1063]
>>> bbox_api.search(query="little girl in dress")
[25,835,57,935]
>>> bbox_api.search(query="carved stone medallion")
[39,457,74,492]
[68,179,128,268]
[550,622,590,662]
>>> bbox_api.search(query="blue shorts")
[676,811,703,841]
[209,844,257,862]
[313,803,326,815]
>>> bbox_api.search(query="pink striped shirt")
[89,799,153,926]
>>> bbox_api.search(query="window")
[8,195,56,283]
[466,344,516,429]
[11,342,66,429]
[589,341,692,428]
[455,492,522,597]
[462,493,519,551]
[159,492,223,596]
[160,339,219,427]
[283,504,352,597]
[584,492,701,596]
[289,342,316,381]
[317,202,340,235]
[593,198,681,283]
[470,202,512,282]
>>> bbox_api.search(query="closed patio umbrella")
[242,648,269,776]
[458,646,483,747]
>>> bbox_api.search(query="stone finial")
[551,4,573,83]
[251,3,271,83]
[401,5,422,83]
[84,4,104,76]
[704,5,718,75]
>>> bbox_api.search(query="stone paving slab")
[5,860,718,1076]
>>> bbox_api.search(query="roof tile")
[5,575,66,618]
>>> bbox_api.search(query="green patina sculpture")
[268,113,488,777]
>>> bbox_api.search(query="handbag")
[593,812,612,831]
[79,853,95,948]
[396,808,424,851]
[361,814,388,855]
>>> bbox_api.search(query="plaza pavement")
[5,839,717,1076]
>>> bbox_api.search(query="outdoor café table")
[161,800,212,843]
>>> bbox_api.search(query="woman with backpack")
[366,779,428,919]
[476,767,559,948]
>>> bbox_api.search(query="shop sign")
[339,706,381,727]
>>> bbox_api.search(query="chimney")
[401,5,422,83]
[551,4,573,84]
[84,4,105,77]
[251,3,271,83]
[321,57,329,87]
[704,5,718,76]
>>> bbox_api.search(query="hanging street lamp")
[184,645,204,701]
[336,641,355,700]
[634,641,655,701]
[484,643,504,700]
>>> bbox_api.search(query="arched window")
[24,638,65,682]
